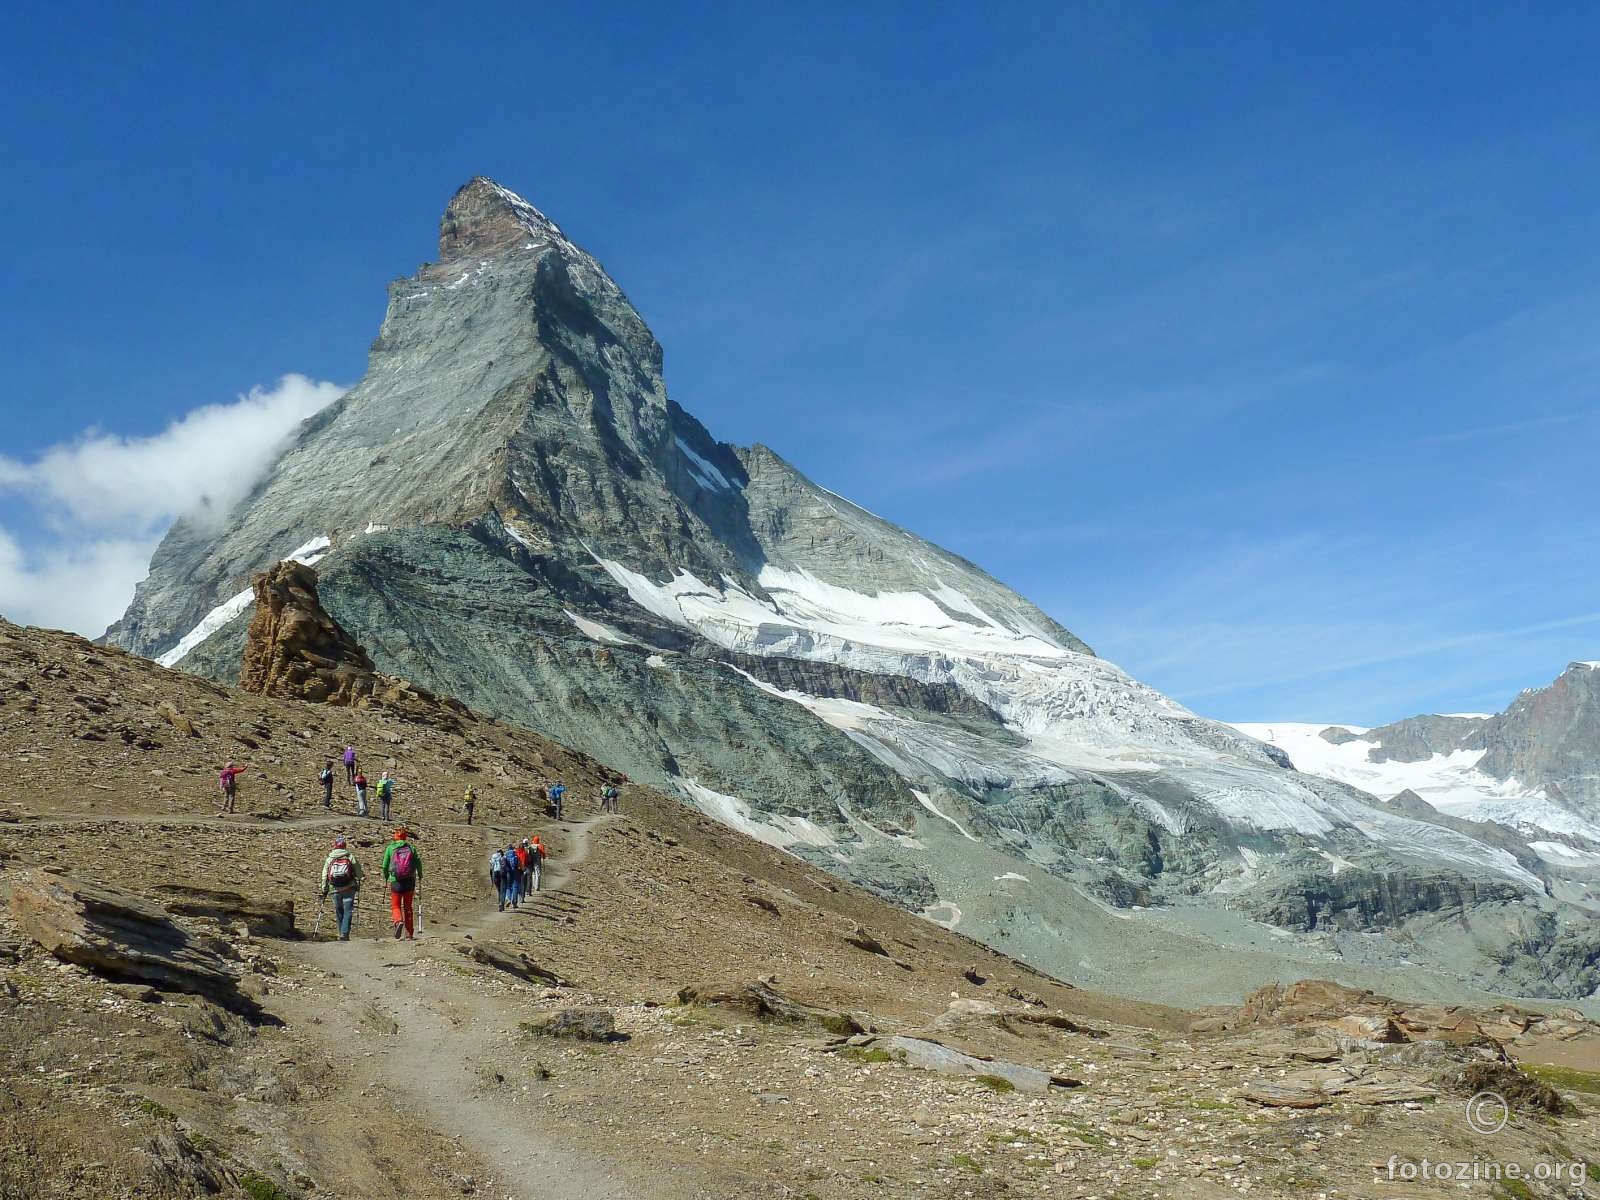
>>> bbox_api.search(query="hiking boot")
[392,922,403,939]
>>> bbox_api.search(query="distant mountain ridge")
[99,178,1600,1002]
[1235,660,1600,851]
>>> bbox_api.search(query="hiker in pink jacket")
[218,761,248,814]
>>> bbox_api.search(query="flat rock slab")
[872,1036,1081,1094]
[8,870,257,1016]
[1241,1082,1329,1109]
[1344,1083,1437,1105]
[148,884,296,939]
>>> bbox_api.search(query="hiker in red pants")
[381,827,422,939]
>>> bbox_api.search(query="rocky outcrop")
[1359,714,1489,763]
[239,560,378,705]
[8,870,259,1015]
[1480,662,1600,810]
[239,559,474,734]
[675,978,864,1035]
[146,884,297,939]
[1215,978,1594,1046]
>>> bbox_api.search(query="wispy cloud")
[1419,408,1597,445]
[0,374,343,636]
[1,374,344,534]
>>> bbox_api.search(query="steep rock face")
[239,561,378,705]
[1360,714,1490,764]
[1480,663,1600,810]
[105,178,1591,997]
[1239,662,1600,842]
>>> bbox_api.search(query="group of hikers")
[215,743,626,942]
[315,746,400,820]
[489,836,547,910]
[317,827,423,940]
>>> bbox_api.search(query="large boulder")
[8,871,259,1016]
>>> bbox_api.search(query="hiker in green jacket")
[381,827,422,939]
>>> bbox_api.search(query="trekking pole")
[313,892,326,938]
[415,889,424,936]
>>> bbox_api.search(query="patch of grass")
[1049,1119,1108,1147]
[819,1014,860,1036]
[948,1154,982,1172]
[1492,1180,1538,1200]
[1190,1097,1234,1111]
[840,1046,893,1064]
[136,1097,177,1122]
[1130,1156,1160,1169]
[1523,1063,1600,1097]
[971,1074,1016,1094]
[238,1173,292,1200]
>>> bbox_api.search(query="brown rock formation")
[237,560,473,731]
[239,560,379,705]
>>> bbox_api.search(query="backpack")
[327,855,356,890]
[377,778,392,799]
[489,850,505,879]
[320,768,333,785]
[390,843,417,892]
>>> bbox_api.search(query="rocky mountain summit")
[102,178,1600,1000]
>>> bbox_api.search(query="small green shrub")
[971,1074,1015,1094]
[239,1172,292,1200]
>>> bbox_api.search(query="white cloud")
[0,374,343,636]
[0,529,160,636]
[1,374,344,533]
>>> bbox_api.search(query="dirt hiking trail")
[278,815,692,1200]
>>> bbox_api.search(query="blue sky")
[2,3,1597,724]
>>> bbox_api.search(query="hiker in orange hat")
[381,827,422,938]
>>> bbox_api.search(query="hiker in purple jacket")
[343,745,357,786]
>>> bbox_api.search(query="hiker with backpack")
[547,781,566,820]
[343,744,357,785]
[502,841,523,908]
[319,761,335,809]
[489,846,510,911]
[529,835,546,892]
[353,770,369,817]
[217,761,247,814]
[599,784,620,814]
[319,836,363,940]
[463,785,476,826]
[376,772,395,821]
[382,827,422,939]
